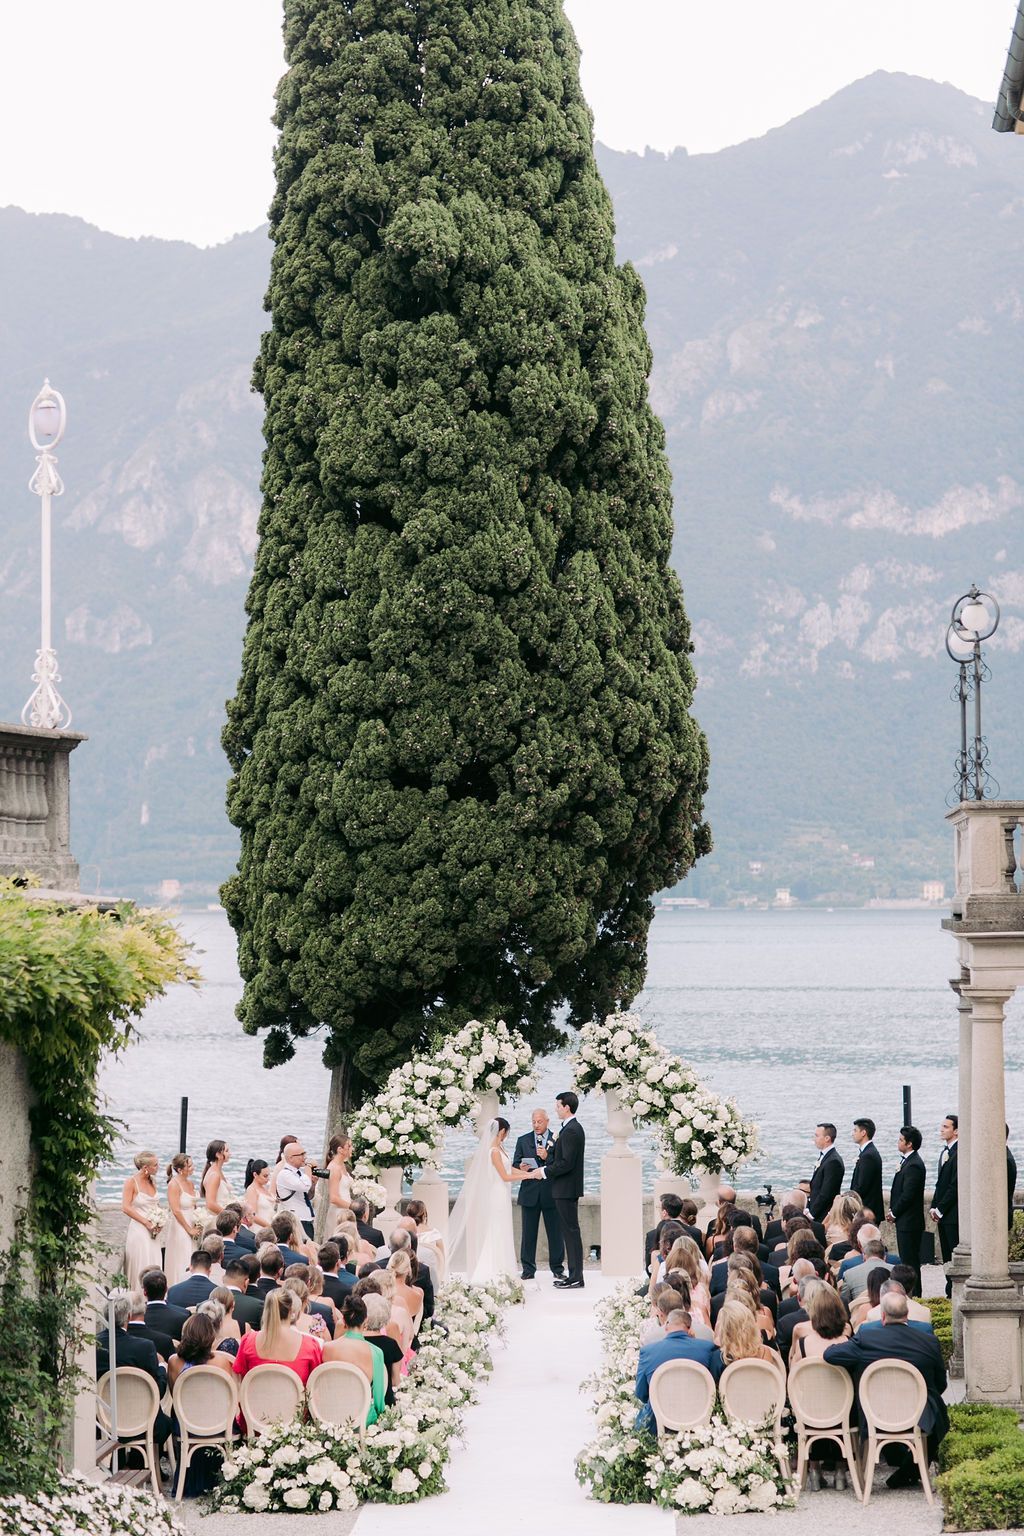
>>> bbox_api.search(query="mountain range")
[1,71,1022,903]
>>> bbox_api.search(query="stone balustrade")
[0,722,86,889]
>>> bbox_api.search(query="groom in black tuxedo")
[542,1091,586,1289]
[512,1108,565,1280]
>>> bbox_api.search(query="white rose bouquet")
[657,1087,759,1178]
[432,1018,535,1112]
[0,1474,186,1536]
[644,1420,792,1513]
[349,1066,444,1175]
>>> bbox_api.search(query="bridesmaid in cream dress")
[244,1159,276,1227]
[165,1153,200,1285]
[200,1140,233,1215]
[122,1151,164,1290]
[326,1133,355,1239]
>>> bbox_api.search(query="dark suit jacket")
[809,1147,845,1221]
[222,1237,255,1267]
[850,1141,884,1222]
[933,1142,959,1228]
[357,1219,385,1250]
[635,1331,723,1430]
[144,1298,189,1340]
[710,1259,781,1298]
[545,1117,585,1201]
[166,1273,217,1309]
[321,1270,356,1306]
[255,1276,280,1297]
[232,1224,258,1253]
[777,1305,809,1362]
[126,1318,173,1361]
[824,1323,949,1441]
[277,1243,307,1268]
[97,1327,167,1394]
[512,1129,557,1207]
[890,1151,926,1240]
[1008,1149,1017,1231]
[226,1284,264,1331]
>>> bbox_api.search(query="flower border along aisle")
[0,1474,184,1536]
[575,1282,792,1514]
[212,1275,522,1512]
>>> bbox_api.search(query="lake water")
[96,908,1024,1203]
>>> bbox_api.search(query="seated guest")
[166,1312,233,1496]
[388,1250,424,1335]
[272,1212,311,1267]
[351,1196,385,1252]
[660,1237,710,1323]
[374,1267,413,1354]
[789,1280,851,1363]
[858,1276,934,1332]
[635,1307,723,1431]
[353,1274,405,1348]
[837,1222,897,1279]
[283,1264,334,1332]
[255,1245,285,1296]
[222,1201,258,1249]
[306,1264,338,1330]
[321,1295,386,1422]
[363,1291,404,1406]
[215,1208,252,1266]
[319,1242,356,1303]
[280,1275,330,1340]
[644,1195,685,1274]
[715,1297,784,1375]
[404,1198,447,1282]
[778,1228,825,1293]
[640,1284,683,1346]
[198,1290,241,1354]
[777,1267,818,1364]
[713,1263,777,1339]
[765,1193,814,1247]
[712,1227,780,1295]
[823,1193,864,1265]
[849,1261,889,1332]
[223,1258,263,1331]
[97,1292,172,1449]
[647,1221,687,1286]
[705,1189,737,1257]
[824,1291,949,1486]
[124,1288,174,1360]
[200,1233,225,1285]
[839,1237,892,1306]
[337,1219,375,1267]
[166,1251,216,1309]
[142,1268,189,1340]
[233,1288,322,1396]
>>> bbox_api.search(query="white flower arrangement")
[212,1275,522,1512]
[349,1176,389,1210]
[432,1018,536,1115]
[576,1282,792,1513]
[0,1473,185,1536]
[656,1087,760,1178]
[349,1063,446,1175]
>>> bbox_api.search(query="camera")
[310,1166,331,1180]
[754,1182,776,1219]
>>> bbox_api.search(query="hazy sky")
[0,0,1018,246]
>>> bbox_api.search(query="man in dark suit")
[808,1123,845,1221]
[319,1241,356,1304]
[351,1197,384,1254]
[216,1208,254,1267]
[930,1115,959,1296]
[542,1092,585,1289]
[255,1246,284,1297]
[825,1290,949,1485]
[1007,1128,1017,1231]
[97,1296,172,1449]
[635,1308,723,1431]
[141,1268,189,1341]
[271,1214,307,1267]
[776,1265,818,1364]
[124,1292,174,1361]
[166,1251,217,1309]
[223,1258,264,1330]
[888,1126,926,1288]
[512,1108,564,1280]
[223,1204,257,1252]
[850,1118,884,1222]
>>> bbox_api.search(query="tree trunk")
[315,1057,356,1241]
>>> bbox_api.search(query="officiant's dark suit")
[512,1125,564,1279]
[850,1139,884,1223]
[544,1104,585,1287]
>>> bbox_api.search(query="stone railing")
[946,800,1024,931]
[0,721,85,889]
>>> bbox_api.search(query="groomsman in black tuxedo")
[850,1117,884,1221]
[1008,1127,1018,1230]
[888,1125,926,1288]
[512,1108,564,1280]
[930,1114,959,1295]
[542,1092,586,1289]
[808,1122,845,1221]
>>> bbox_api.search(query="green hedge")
[938,1404,1024,1530]
[1009,1211,1024,1265]
[919,1296,953,1364]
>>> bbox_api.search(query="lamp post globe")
[21,379,71,732]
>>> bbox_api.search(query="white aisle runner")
[353,1274,673,1536]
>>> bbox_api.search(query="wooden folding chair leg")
[794,1433,808,1492]
[861,1433,878,1504]
[145,1429,160,1496]
[174,1442,189,1501]
[913,1432,934,1506]
[841,1429,862,1500]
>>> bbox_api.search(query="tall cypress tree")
[223,0,710,1113]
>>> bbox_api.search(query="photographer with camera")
[275,1140,317,1239]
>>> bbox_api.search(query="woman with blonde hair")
[202,1288,242,1351]
[656,1236,710,1323]
[122,1150,164,1290]
[387,1249,422,1347]
[282,1276,329,1340]
[165,1153,199,1286]
[232,1287,322,1385]
[717,1267,776,1342]
[824,1193,863,1265]
[717,1298,784,1374]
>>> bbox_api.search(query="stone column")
[949,974,972,1376]
[600,1091,643,1276]
[411,1165,450,1243]
[962,988,1024,1404]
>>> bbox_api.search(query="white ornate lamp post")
[22,380,72,732]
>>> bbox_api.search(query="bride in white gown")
[448,1117,542,1284]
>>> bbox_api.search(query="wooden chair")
[858,1359,932,1505]
[718,1357,790,1482]
[307,1362,372,1444]
[239,1363,305,1435]
[788,1358,862,1498]
[171,1365,238,1500]
[648,1359,716,1438]
[96,1368,162,1495]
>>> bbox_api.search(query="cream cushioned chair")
[648,1359,716,1438]
[857,1358,932,1505]
[788,1357,861,1499]
[307,1361,372,1444]
[171,1364,238,1499]
[239,1363,305,1435]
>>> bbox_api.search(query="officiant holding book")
[512,1108,565,1281]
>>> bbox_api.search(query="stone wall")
[0,1039,34,1256]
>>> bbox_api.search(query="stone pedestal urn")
[376,1165,404,1240]
[411,1162,450,1243]
[653,1171,692,1205]
[601,1089,642,1277]
[693,1170,722,1233]
[473,1089,501,1141]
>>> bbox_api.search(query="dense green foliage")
[938,1404,1024,1530]
[223,0,708,1092]
[0,883,193,1494]
[1008,1210,1024,1264]
[918,1296,952,1364]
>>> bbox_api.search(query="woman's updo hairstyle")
[495,1117,510,1136]
[133,1150,157,1172]
[342,1294,367,1331]
[244,1157,268,1188]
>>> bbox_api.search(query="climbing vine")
[0,880,195,1494]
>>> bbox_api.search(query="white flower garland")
[0,1473,185,1536]
[213,1274,522,1512]
[575,1281,793,1513]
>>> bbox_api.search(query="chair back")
[859,1359,927,1433]
[307,1362,371,1429]
[97,1368,159,1438]
[648,1359,716,1432]
[719,1358,786,1427]
[239,1363,305,1433]
[788,1358,854,1429]
[173,1364,238,1436]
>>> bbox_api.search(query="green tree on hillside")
[222,0,710,1115]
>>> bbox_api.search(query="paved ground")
[179,1506,358,1536]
